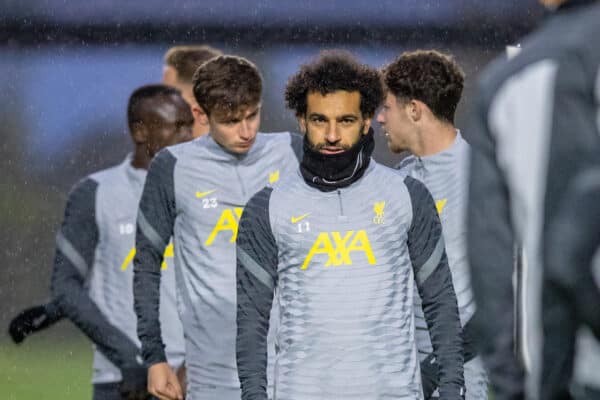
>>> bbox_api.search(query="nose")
[376,110,385,124]
[325,122,341,144]
[239,120,252,140]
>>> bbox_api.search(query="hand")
[8,305,53,344]
[120,366,150,400]
[176,364,187,398]
[148,362,184,400]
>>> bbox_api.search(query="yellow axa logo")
[373,201,385,224]
[205,207,244,246]
[301,230,376,270]
[269,170,280,185]
[435,198,447,215]
[121,243,173,271]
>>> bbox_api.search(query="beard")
[306,123,365,152]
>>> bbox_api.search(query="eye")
[340,118,356,125]
[310,116,326,124]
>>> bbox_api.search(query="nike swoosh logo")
[196,189,217,198]
[291,213,311,223]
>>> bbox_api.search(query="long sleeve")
[404,176,465,399]
[466,89,525,400]
[51,178,141,369]
[133,149,177,366]
[236,187,278,400]
[542,168,600,399]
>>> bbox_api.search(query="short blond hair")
[164,45,223,83]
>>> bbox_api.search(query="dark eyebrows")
[338,114,358,121]
[308,112,328,120]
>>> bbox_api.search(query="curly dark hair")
[285,50,383,118]
[382,50,464,123]
[192,55,262,117]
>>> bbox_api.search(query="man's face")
[145,94,194,158]
[300,91,370,154]
[377,92,416,154]
[208,105,261,154]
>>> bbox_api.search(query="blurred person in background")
[236,50,464,400]
[378,49,488,399]
[12,84,192,400]
[133,55,302,400]
[466,0,600,399]
[546,165,600,400]
[162,45,223,138]
[8,43,222,345]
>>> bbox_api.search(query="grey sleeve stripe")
[56,231,88,277]
[237,247,275,291]
[416,236,445,286]
[138,210,167,251]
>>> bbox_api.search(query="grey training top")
[236,161,465,400]
[51,156,184,384]
[134,132,302,399]
[396,132,475,356]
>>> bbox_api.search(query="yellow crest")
[435,198,447,215]
[269,170,280,184]
[373,201,385,224]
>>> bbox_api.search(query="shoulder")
[371,161,409,183]
[402,175,434,204]
[148,148,178,173]
[256,131,300,151]
[88,162,123,186]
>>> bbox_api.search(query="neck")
[131,146,151,170]
[300,129,375,191]
[412,122,457,157]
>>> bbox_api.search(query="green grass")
[0,333,92,400]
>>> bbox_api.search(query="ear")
[362,117,372,134]
[297,115,307,134]
[192,104,209,126]
[130,122,148,144]
[408,100,422,123]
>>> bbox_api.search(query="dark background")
[1,0,545,335]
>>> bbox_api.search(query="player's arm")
[467,89,525,400]
[404,176,465,400]
[133,149,182,400]
[51,178,143,370]
[542,168,600,399]
[8,300,64,344]
[236,187,278,400]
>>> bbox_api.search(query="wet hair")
[192,55,262,117]
[382,50,464,123]
[285,50,383,118]
[164,45,223,83]
[127,84,182,132]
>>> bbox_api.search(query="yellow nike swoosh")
[196,189,217,198]
[291,213,311,223]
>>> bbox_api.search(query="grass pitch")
[0,331,92,400]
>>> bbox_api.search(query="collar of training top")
[300,127,375,192]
